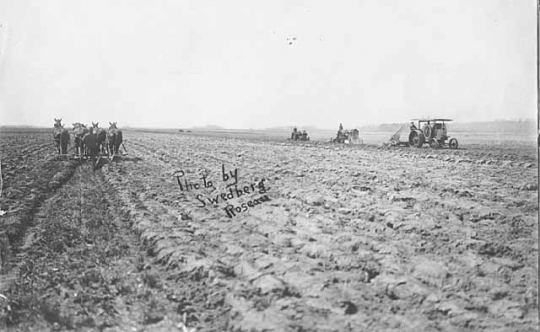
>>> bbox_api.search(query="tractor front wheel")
[449,138,459,149]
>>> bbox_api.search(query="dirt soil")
[0,130,538,332]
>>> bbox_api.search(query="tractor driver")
[410,122,417,131]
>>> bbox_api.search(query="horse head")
[109,122,118,129]
[54,118,63,128]
[72,123,87,137]
[92,122,99,129]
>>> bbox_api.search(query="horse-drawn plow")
[52,119,127,166]
[94,140,128,165]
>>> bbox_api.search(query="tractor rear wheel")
[449,138,459,149]
[408,131,425,148]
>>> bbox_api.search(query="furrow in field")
[103,133,537,331]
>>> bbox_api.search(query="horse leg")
[74,139,79,157]
[110,135,116,156]
[83,141,88,159]
[90,147,96,169]
[55,139,62,159]
[61,138,66,156]
[58,141,63,160]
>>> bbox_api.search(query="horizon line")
[1,117,536,131]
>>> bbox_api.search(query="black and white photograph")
[0,1,538,331]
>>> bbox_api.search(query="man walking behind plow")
[83,127,99,169]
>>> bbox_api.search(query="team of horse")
[53,118,124,160]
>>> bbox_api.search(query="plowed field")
[0,129,538,332]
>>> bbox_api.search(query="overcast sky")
[0,0,537,129]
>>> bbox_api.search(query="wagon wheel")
[408,131,425,148]
[429,138,440,149]
[423,126,432,140]
[449,138,459,149]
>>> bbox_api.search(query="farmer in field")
[83,127,99,165]
[337,123,344,142]
[291,127,298,140]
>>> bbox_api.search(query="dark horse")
[107,122,123,155]
[53,118,70,156]
[72,123,89,157]
[91,122,107,155]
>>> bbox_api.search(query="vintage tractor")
[332,128,362,144]
[407,118,458,149]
